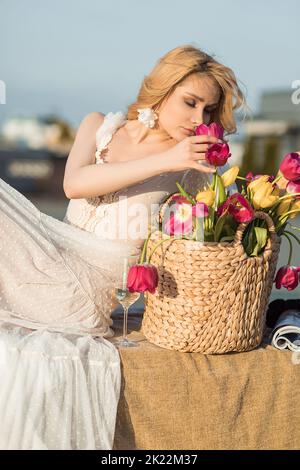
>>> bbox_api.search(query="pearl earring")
[137,108,158,129]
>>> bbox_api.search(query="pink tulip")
[127,264,159,294]
[274,265,300,291]
[164,212,193,236]
[279,153,300,181]
[245,171,254,181]
[217,193,254,223]
[286,179,300,200]
[192,202,209,218]
[163,201,208,236]
[195,122,224,139]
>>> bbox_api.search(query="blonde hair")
[126,44,248,135]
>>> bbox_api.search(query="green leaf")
[204,231,215,242]
[194,216,204,242]
[208,205,215,227]
[215,174,227,206]
[250,227,268,256]
[242,221,254,255]
[224,224,236,237]
[214,212,229,242]
[220,236,235,242]
[175,181,195,204]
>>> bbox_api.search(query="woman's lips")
[181,127,195,136]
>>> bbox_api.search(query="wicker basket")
[142,195,281,354]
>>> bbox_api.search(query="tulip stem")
[289,224,300,232]
[139,236,149,264]
[269,193,300,221]
[272,175,282,185]
[283,230,300,246]
[139,228,157,264]
[236,176,248,181]
[282,232,293,266]
[276,192,300,203]
[278,208,300,222]
[148,236,173,263]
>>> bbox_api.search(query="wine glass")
[114,254,141,348]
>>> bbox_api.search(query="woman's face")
[157,73,221,142]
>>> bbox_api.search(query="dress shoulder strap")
[95,111,127,164]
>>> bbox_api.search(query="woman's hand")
[161,134,224,173]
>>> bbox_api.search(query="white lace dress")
[0,110,234,449]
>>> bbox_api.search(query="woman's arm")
[63,112,171,199]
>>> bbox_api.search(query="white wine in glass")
[114,255,141,348]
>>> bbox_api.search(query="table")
[110,309,300,450]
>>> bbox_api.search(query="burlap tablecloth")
[109,309,300,450]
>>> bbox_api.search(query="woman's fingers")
[195,162,216,173]
[191,143,212,153]
[189,135,223,144]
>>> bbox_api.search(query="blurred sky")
[0,0,299,128]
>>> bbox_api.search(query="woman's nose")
[192,111,204,126]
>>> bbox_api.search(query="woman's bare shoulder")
[73,111,106,140]
[81,111,105,127]
[71,111,106,145]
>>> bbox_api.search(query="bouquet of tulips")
[127,123,300,295]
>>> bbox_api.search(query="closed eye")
[185,101,197,108]
[184,101,217,113]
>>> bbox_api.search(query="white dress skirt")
[0,176,133,450]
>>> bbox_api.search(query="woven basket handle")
[158,192,183,225]
[234,210,277,247]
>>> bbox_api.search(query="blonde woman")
[0,45,245,449]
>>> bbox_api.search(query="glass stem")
[122,305,129,341]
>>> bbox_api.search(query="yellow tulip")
[248,175,269,192]
[252,182,280,209]
[276,197,293,216]
[220,165,239,187]
[195,189,215,206]
[289,200,300,219]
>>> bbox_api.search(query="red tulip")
[127,264,159,294]
[205,142,231,167]
[279,153,300,181]
[195,123,231,167]
[286,178,300,200]
[217,193,254,223]
[274,265,300,291]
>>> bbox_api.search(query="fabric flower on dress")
[95,111,127,163]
